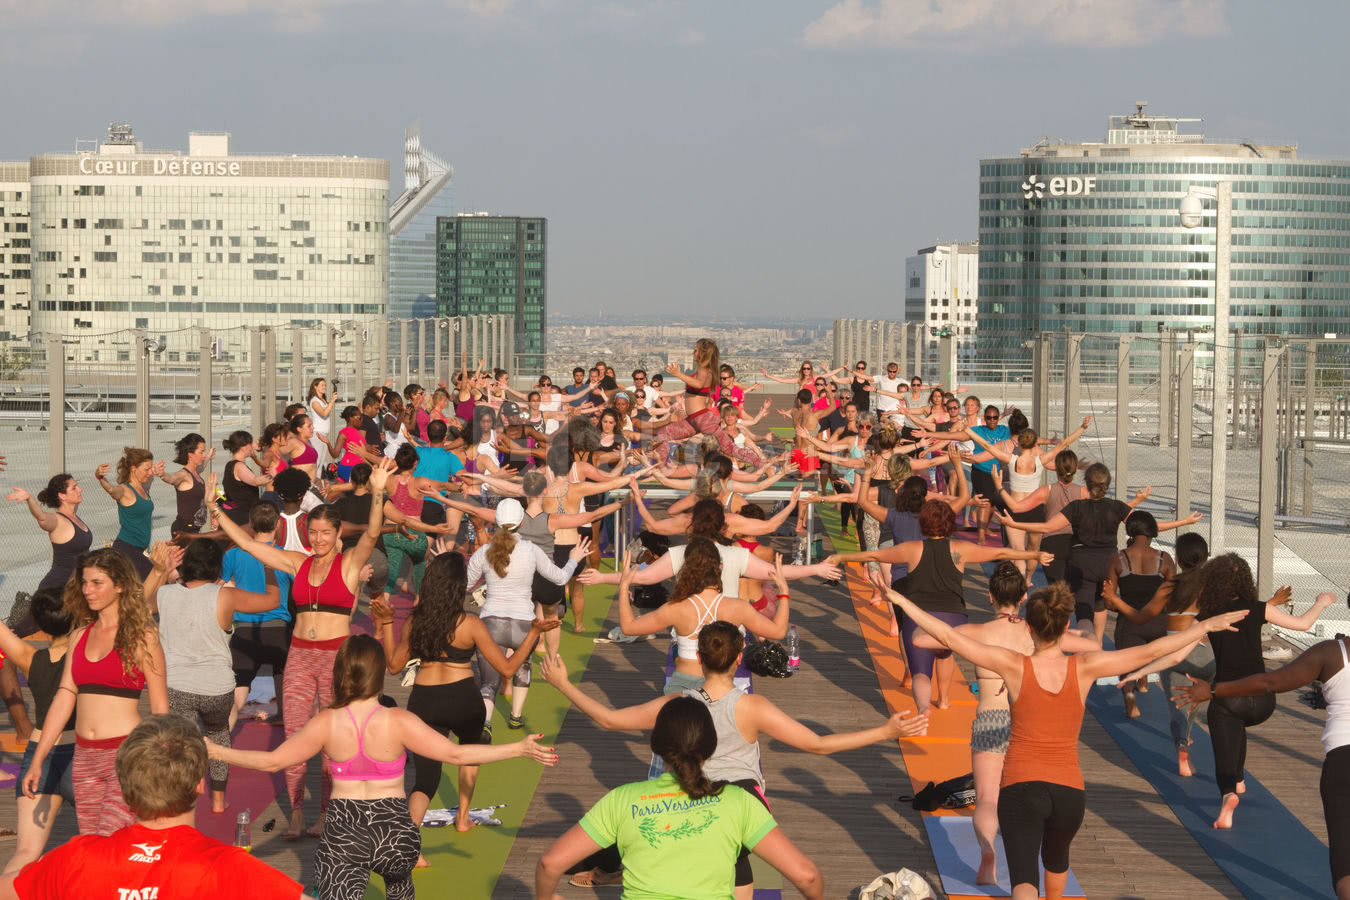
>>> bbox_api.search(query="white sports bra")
[675,593,725,660]
[1007,453,1043,493]
[1322,638,1350,756]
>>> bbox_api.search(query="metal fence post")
[1063,334,1082,439]
[134,330,150,449]
[250,327,264,438]
[198,328,214,455]
[1115,337,1130,499]
[290,324,303,408]
[1159,330,1174,447]
[47,334,66,476]
[398,320,409,383]
[939,334,955,390]
[832,319,841,370]
[327,326,338,410]
[264,327,278,420]
[1032,333,1048,432]
[1257,346,1283,601]
[353,325,366,395]
[377,321,389,386]
[897,322,909,380]
[1304,340,1317,516]
[1176,340,1195,521]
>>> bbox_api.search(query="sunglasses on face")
[815,381,826,387]
[720,375,732,380]
[985,415,999,422]
[855,365,865,371]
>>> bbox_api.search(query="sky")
[3,0,1348,320]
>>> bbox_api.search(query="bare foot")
[1178,748,1194,777]
[1213,792,1240,829]
[284,811,304,841]
[1136,680,1149,694]
[1236,780,1246,795]
[455,817,476,833]
[211,799,230,814]
[869,593,886,608]
[1124,694,1141,719]
[935,698,951,710]
[414,854,431,868]
[901,670,912,690]
[304,813,326,839]
[574,624,585,633]
[976,851,997,885]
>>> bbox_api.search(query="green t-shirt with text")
[578,773,777,900]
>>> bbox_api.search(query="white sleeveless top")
[675,593,724,660]
[1007,453,1044,493]
[1322,638,1350,756]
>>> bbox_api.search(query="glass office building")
[388,125,453,369]
[436,214,546,373]
[21,125,387,363]
[978,105,1350,359]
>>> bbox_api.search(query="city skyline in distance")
[4,1,1349,319]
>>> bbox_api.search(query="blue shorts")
[335,464,354,483]
[17,739,75,804]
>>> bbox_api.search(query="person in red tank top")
[21,549,168,838]
[4,714,307,900]
[207,464,390,840]
[881,578,1248,900]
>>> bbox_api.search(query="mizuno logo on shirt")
[127,842,163,863]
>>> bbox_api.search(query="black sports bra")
[429,643,476,664]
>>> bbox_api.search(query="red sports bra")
[295,554,356,617]
[71,626,146,699]
[737,538,759,552]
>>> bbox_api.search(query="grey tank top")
[158,583,236,695]
[685,687,763,790]
[1046,481,1078,537]
[518,510,554,557]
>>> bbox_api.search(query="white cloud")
[673,26,706,46]
[803,0,1227,49]
[0,0,509,32]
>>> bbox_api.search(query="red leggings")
[73,735,134,835]
[654,407,763,469]
[282,637,344,814]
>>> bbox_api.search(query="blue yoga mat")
[1085,679,1331,898]
[923,816,1084,897]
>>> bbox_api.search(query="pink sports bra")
[329,705,407,781]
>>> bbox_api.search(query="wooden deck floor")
[0,554,1328,899]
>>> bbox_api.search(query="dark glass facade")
[977,156,1350,358]
[435,215,545,372]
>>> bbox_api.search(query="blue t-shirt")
[970,424,1010,473]
[413,446,463,506]
[564,383,590,408]
[222,545,293,624]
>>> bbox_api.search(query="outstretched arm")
[1266,591,1337,632]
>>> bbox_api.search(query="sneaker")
[507,714,525,730]
[479,725,493,744]
[1263,644,1294,662]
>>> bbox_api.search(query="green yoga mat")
[358,581,618,900]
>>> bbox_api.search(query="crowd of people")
[0,344,1341,900]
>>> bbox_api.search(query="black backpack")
[898,773,976,812]
[743,640,792,678]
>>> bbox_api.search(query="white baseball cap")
[496,498,525,529]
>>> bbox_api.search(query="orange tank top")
[1000,654,1085,791]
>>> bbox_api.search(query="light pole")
[1180,181,1232,551]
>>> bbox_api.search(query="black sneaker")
[479,725,493,744]
[507,714,525,730]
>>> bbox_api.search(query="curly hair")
[1194,553,1257,618]
[688,499,728,543]
[409,553,469,660]
[670,537,723,603]
[116,448,153,485]
[64,549,159,680]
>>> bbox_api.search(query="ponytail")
[486,525,517,579]
[650,696,724,801]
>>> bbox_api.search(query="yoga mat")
[924,816,1084,898]
[193,719,288,844]
[390,579,623,900]
[821,505,1082,900]
[1085,678,1332,899]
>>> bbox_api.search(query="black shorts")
[420,499,447,527]
[1011,503,1046,524]
[1322,744,1350,884]
[970,468,1003,510]
[230,621,292,688]
[534,544,571,610]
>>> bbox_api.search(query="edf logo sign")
[1022,175,1096,201]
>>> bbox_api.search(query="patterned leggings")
[382,531,428,595]
[653,407,763,469]
[283,639,343,813]
[73,735,135,835]
[315,797,420,900]
[167,687,234,792]
[860,514,881,578]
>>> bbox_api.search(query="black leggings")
[1040,534,1073,585]
[1322,745,1350,886]
[997,780,1085,889]
[405,679,486,799]
[230,622,291,688]
[1207,693,1276,796]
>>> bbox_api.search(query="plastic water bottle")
[786,625,800,670]
[234,809,251,852]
